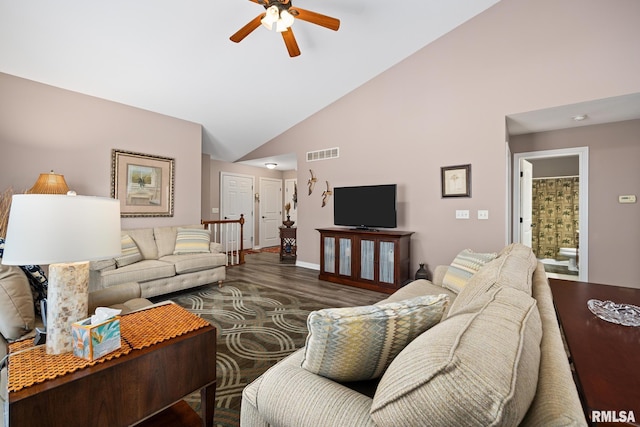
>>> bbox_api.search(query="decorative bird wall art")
[307,169,317,195]
[321,181,332,207]
[293,182,298,208]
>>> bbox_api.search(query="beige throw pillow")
[0,261,35,340]
[448,243,537,316]
[371,287,542,427]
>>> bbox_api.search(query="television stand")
[317,227,413,294]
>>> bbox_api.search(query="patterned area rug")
[161,280,329,426]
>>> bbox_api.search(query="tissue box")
[72,316,121,360]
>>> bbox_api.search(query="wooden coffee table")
[7,305,216,427]
[549,279,640,426]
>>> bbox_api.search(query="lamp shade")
[1,194,121,265]
[27,171,70,194]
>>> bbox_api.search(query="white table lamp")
[1,194,121,354]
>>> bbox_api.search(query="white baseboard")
[296,260,319,270]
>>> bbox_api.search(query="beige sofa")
[89,225,226,298]
[241,244,588,426]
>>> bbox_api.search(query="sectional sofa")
[241,243,588,426]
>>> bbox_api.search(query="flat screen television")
[333,184,397,230]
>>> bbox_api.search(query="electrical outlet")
[211,208,219,214]
[455,210,470,219]
[478,210,489,220]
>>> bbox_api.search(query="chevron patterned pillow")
[301,294,449,382]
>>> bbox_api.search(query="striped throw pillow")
[115,234,143,267]
[301,294,449,382]
[442,249,497,294]
[173,228,211,255]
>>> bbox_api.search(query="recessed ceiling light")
[572,114,588,121]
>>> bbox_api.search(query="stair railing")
[201,214,245,266]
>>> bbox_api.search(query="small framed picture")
[111,149,175,217]
[441,164,471,198]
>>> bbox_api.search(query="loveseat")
[89,225,226,298]
[240,244,588,426]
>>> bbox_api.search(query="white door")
[221,173,254,250]
[260,178,282,248]
[284,178,298,224]
[520,159,533,248]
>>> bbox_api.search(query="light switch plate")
[455,210,470,219]
[478,210,489,220]
[619,195,636,204]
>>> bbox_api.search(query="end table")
[279,226,297,263]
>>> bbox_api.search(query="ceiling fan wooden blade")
[281,29,301,57]
[230,14,265,43]
[290,7,340,31]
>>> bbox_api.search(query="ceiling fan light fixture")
[261,5,279,30]
[276,9,295,32]
[230,0,340,57]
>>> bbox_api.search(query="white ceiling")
[507,92,640,136]
[3,1,639,172]
[0,0,500,165]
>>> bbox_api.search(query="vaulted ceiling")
[0,0,500,163]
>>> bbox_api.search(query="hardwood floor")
[227,251,390,307]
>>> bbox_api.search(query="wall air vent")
[306,147,339,162]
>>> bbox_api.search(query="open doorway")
[513,147,589,281]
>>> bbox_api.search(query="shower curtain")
[531,177,579,259]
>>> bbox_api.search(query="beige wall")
[0,73,203,230]
[511,119,640,288]
[2,0,639,287]
[240,0,640,279]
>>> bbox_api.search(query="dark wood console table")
[317,228,413,294]
[7,304,216,427]
[549,279,640,426]
[279,226,297,263]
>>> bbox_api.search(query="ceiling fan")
[230,0,340,57]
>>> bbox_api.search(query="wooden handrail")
[201,214,245,265]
